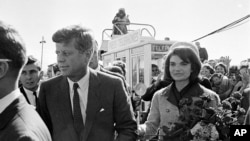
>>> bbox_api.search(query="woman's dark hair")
[163,42,201,83]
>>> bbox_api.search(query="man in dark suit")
[19,55,43,107]
[0,21,51,141]
[37,25,137,141]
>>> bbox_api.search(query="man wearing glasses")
[0,21,51,141]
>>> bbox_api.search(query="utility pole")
[40,36,46,69]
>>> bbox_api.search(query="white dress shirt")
[22,87,39,106]
[0,89,21,114]
[67,69,89,124]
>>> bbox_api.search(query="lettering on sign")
[108,30,141,51]
[151,44,170,52]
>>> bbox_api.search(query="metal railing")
[101,22,156,41]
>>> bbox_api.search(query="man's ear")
[0,62,9,79]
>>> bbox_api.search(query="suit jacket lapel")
[58,77,74,122]
[82,69,101,141]
[20,87,30,104]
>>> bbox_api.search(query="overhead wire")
[192,14,250,42]
[217,20,249,33]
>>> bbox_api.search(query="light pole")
[40,36,46,69]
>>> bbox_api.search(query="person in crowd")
[214,62,228,75]
[53,63,61,76]
[210,73,234,101]
[89,40,102,71]
[199,74,212,90]
[200,63,215,79]
[137,41,220,140]
[195,42,208,63]
[238,64,250,111]
[19,55,43,107]
[104,65,124,76]
[228,65,242,94]
[89,40,132,94]
[198,64,213,90]
[47,63,61,78]
[242,66,250,124]
[47,63,55,78]
[113,60,127,78]
[112,8,130,35]
[228,65,240,81]
[219,56,231,70]
[89,41,131,94]
[0,20,51,141]
[207,59,217,69]
[151,64,161,83]
[46,64,53,78]
[37,24,137,141]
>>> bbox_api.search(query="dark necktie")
[73,83,84,136]
[33,91,38,106]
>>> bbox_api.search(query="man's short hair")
[52,25,94,53]
[26,55,41,71]
[0,21,27,72]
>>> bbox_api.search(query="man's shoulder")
[2,96,51,140]
[41,75,64,86]
[97,68,123,80]
[10,96,43,124]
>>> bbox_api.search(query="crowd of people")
[0,14,250,141]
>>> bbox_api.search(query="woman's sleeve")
[140,91,161,139]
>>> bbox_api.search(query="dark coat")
[37,69,137,141]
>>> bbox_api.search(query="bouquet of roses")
[162,92,246,141]
[190,92,246,141]
[212,92,246,140]
[161,94,216,140]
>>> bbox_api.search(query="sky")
[1,0,249,71]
